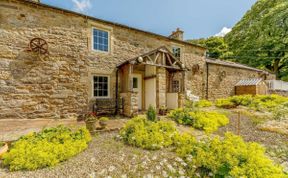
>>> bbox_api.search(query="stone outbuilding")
[235,78,268,95]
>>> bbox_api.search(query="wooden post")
[237,111,241,135]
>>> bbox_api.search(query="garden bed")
[0,132,188,178]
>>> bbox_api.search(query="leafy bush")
[229,95,253,106]
[272,102,288,121]
[215,99,236,109]
[2,126,91,171]
[169,109,229,133]
[0,141,5,147]
[119,116,177,150]
[216,94,288,112]
[176,133,286,178]
[190,111,229,133]
[195,100,213,108]
[146,105,157,122]
[168,108,194,125]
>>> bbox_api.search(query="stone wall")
[156,67,166,108]
[0,0,206,119]
[207,64,267,100]
[269,90,288,97]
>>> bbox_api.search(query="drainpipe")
[115,68,119,115]
[206,63,209,100]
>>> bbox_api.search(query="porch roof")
[117,46,186,71]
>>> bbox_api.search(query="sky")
[41,0,257,39]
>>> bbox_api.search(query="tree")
[189,37,233,59]
[225,0,288,80]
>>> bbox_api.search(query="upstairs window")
[92,28,109,52]
[172,47,181,58]
[93,76,109,98]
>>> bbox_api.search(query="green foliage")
[176,133,286,178]
[146,105,157,122]
[215,99,236,109]
[272,102,288,121]
[2,126,91,171]
[0,141,5,147]
[195,100,213,108]
[99,117,109,121]
[216,94,288,112]
[225,0,288,80]
[119,116,177,150]
[188,36,233,59]
[168,109,229,133]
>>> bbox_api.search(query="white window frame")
[91,27,110,53]
[92,75,110,98]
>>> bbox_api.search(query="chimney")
[30,0,40,3]
[169,28,184,41]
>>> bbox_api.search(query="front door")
[132,74,142,110]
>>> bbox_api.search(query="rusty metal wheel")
[29,38,48,54]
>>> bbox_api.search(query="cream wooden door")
[132,74,142,110]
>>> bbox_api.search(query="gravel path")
[0,132,188,178]
[216,112,288,147]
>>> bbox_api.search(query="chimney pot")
[169,28,184,41]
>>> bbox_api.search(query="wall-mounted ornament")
[219,70,227,81]
[192,64,200,75]
[28,38,48,55]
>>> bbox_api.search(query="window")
[172,47,181,58]
[172,80,180,92]
[92,28,109,52]
[133,77,138,89]
[93,76,109,98]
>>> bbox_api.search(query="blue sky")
[41,0,257,39]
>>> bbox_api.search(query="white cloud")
[72,0,91,12]
[215,27,232,37]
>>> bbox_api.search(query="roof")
[14,0,206,50]
[206,58,268,74]
[235,78,263,86]
[117,46,185,71]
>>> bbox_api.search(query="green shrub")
[168,108,194,125]
[230,95,253,106]
[169,109,229,133]
[195,100,213,108]
[215,99,236,109]
[176,133,286,178]
[146,105,157,122]
[119,116,177,150]
[0,141,5,147]
[272,103,288,121]
[190,111,229,133]
[2,126,91,171]
[216,94,288,112]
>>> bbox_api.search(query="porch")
[116,46,186,116]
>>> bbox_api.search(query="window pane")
[93,76,109,97]
[133,77,138,88]
[93,28,109,52]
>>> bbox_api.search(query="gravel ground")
[0,132,188,178]
[216,112,288,146]
[216,112,288,171]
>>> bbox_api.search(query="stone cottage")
[0,0,275,119]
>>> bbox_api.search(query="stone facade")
[0,0,275,119]
[206,63,273,100]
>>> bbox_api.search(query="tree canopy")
[188,37,232,59]
[225,0,288,80]
[189,0,288,81]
